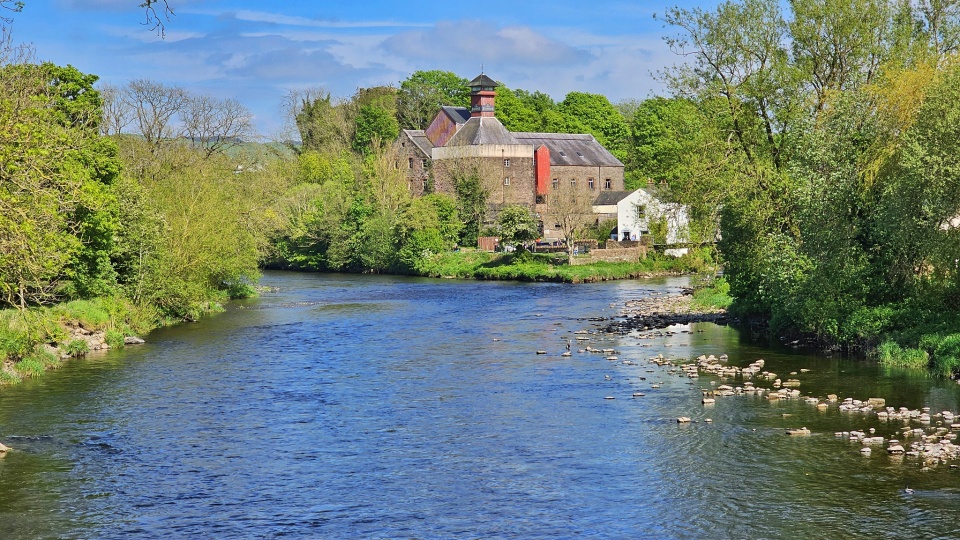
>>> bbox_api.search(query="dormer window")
[559,151,566,157]
[576,151,583,157]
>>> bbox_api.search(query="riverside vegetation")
[5,0,960,382]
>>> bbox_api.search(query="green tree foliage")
[658,0,960,358]
[496,205,539,246]
[557,92,631,161]
[397,70,469,130]
[352,104,399,155]
[0,62,121,307]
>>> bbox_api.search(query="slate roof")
[467,74,499,88]
[512,132,623,167]
[441,105,471,124]
[445,117,520,146]
[402,130,434,156]
[593,187,661,207]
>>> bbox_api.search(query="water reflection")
[0,272,959,538]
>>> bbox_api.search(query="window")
[635,204,647,218]
[421,159,428,168]
[552,178,559,189]
[422,178,428,191]
[604,178,612,189]
[503,177,511,186]
[504,158,511,168]
[570,178,577,187]
[576,151,583,157]
[588,178,595,189]
[408,157,414,169]
[394,160,399,169]
[559,151,566,157]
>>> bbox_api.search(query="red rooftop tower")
[468,73,498,118]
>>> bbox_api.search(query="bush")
[932,333,960,376]
[105,329,125,349]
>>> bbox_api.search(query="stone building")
[397,73,624,233]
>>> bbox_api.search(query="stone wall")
[572,245,647,265]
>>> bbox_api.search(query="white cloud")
[381,20,593,67]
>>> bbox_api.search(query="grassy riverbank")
[0,295,232,385]
[412,248,717,283]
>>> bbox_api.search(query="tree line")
[651,0,960,371]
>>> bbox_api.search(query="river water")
[2,272,960,539]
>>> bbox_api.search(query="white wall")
[616,189,690,256]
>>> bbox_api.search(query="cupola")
[467,73,498,118]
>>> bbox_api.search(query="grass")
[875,340,930,370]
[412,247,716,283]
[65,339,90,357]
[691,276,733,310]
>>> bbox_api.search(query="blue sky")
[7,0,712,136]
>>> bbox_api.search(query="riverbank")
[0,296,227,386]
[601,279,733,333]
[408,248,716,283]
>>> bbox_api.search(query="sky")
[6,0,712,137]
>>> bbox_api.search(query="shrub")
[105,329,125,349]
[932,334,960,376]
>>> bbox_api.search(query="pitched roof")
[467,74,499,88]
[512,132,623,167]
[445,117,519,146]
[441,105,471,124]
[593,190,633,206]
[402,129,434,156]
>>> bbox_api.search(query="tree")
[545,186,595,265]
[180,94,255,156]
[0,62,121,307]
[496,205,539,247]
[123,78,186,147]
[397,70,469,130]
[557,92,631,160]
[352,104,399,155]
[295,91,354,153]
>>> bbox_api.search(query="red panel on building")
[535,145,551,195]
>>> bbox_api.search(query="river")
[2,271,960,539]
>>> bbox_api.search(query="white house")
[592,188,690,256]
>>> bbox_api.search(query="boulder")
[124,336,146,345]
[0,442,9,453]
[786,427,811,436]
